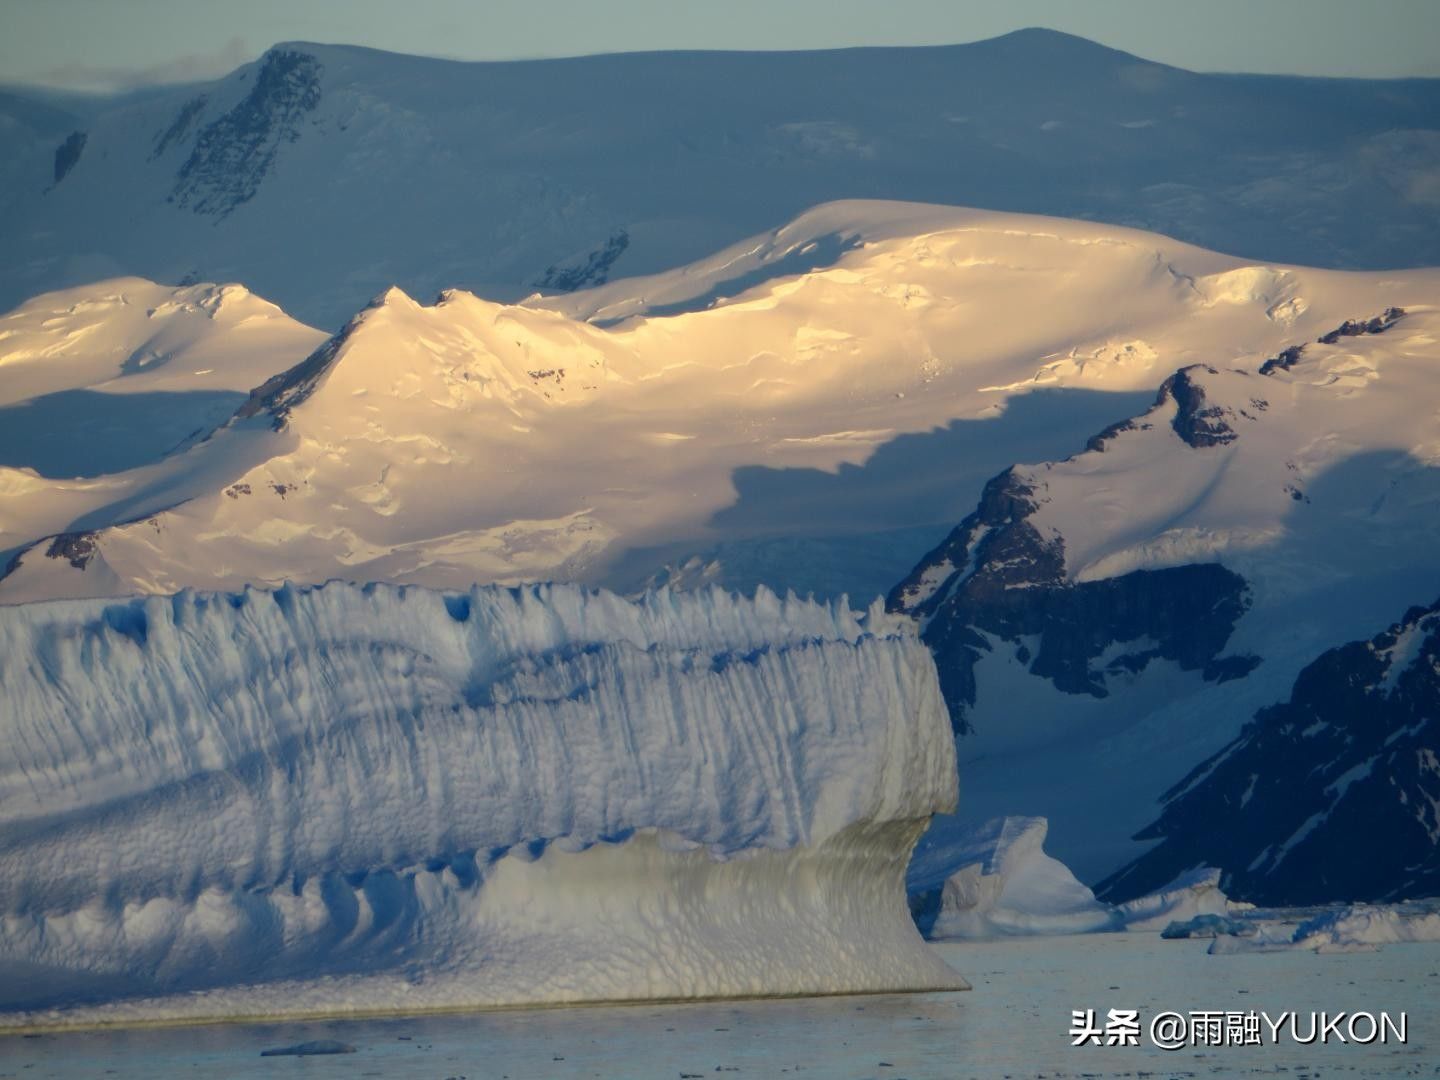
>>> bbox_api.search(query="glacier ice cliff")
[0,582,964,1027]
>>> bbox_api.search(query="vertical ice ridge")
[0,580,961,1020]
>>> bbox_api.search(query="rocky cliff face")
[1259,307,1405,375]
[888,465,1256,734]
[534,229,630,292]
[170,49,322,217]
[881,305,1440,882]
[1100,596,1440,906]
[52,131,86,185]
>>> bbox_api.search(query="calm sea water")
[2,934,1437,1079]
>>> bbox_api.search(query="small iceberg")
[1160,913,1254,939]
[1209,902,1440,954]
[909,816,1121,939]
[1118,866,1239,931]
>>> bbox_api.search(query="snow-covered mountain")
[0,581,962,1025]
[5,202,1434,609]
[889,298,1440,883]
[0,88,86,219]
[4,30,1439,328]
[0,277,322,473]
[1101,594,1440,906]
[2,195,1437,897]
[0,278,322,581]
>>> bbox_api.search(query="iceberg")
[908,816,1120,939]
[907,817,1245,940]
[1116,866,1238,932]
[1159,913,1254,939]
[0,582,965,1028]
[1208,902,1440,954]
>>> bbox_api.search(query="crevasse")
[0,581,965,1026]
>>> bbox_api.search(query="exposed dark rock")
[233,336,339,430]
[888,467,1254,733]
[1318,306,1405,345]
[232,304,369,431]
[1,547,24,583]
[1085,417,1152,453]
[1159,366,1238,448]
[1086,366,1249,451]
[1259,344,1305,376]
[171,50,322,217]
[232,287,425,431]
[1260,309,1405,376]
[45,532,98,571]
[1099,595,1440,906]
[52,131,85,184]
[534,229,630,292]
[150,95,207,159]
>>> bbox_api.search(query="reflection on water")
[2,935,1437,1079]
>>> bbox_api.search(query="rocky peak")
[1158,366,1239,448]
[888,468,1047,618]
[1086,365,1258,452]
[889,455,1255,733]
[1102,594,1440,906]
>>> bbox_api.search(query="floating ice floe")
[1117,866,1242,932]
[1208,902,1440,954]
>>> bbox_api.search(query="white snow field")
[3,200,1436,611]
[0,581,964,1027]
[0,278,323,576]
[0,278,322,411]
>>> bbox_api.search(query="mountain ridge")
[887,293,1440,880]
[1099,593,1440,905]
[4,33,1438,328]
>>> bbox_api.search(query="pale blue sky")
[3,0,1438,91]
